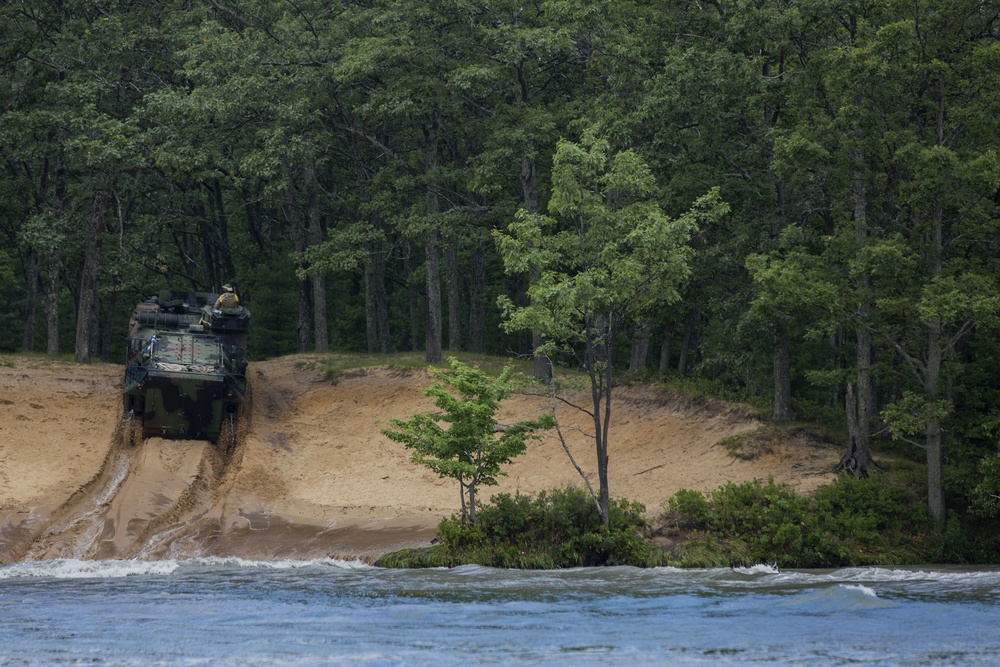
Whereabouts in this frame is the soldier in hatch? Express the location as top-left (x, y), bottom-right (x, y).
top-left (214, 284), bottom-right (240, 313)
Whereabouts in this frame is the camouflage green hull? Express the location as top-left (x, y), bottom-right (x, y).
top-left (127, 367), bottom-right (245, 440)
top-left (124, 289), bottom-right (250, 443)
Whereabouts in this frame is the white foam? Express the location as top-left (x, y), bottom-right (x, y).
top-left (842, 583), bottom-right (878, 597)
top-left (732, 563), bottom-right (780, 575)
top-left (0, 558), bottom-right (179, 579)
top-left (179, 556), bottom-right (373, 570)
top-left (833, 566), bottom-right (1000, 586)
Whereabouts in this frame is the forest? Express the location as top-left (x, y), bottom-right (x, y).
top-left (1, 0), bottom-right (999, 530)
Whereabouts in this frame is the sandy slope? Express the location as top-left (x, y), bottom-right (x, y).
top-left (0, 355), bottom-right (837, 563)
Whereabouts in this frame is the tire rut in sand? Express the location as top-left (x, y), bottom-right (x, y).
top-left (19, 394), bottom-right (253, 561)
top-left (20, 417), bottom-right (143, 561)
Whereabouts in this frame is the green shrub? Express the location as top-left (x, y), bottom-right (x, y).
top-left (660, 475), bottom-right (936, 567)
top-left (378, 486), bottom-right (666, 569)
top-left (665, 488), bottom-right (712, 528)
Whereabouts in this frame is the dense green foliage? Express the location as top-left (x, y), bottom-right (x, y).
top-left (662, 476), bottom-right (940, 567)
top-left (2, 0), bottom-right (999, 527)
top-left (376, 487), bottom-right (664, 568)
top-left (378, 471), bottom-right (1000, 569)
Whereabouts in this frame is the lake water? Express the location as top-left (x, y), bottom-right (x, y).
top-left (0, 559), bottom-right (997, 666)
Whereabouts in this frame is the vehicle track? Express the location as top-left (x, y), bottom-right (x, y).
top-left (18, 382), bottom-right (252, 561)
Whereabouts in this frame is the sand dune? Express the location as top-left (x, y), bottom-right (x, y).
top-left (0, 355), bottom-right (837, 563)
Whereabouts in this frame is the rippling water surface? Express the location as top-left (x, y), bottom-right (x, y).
top-left (1, 559), bottom-right (997, 666)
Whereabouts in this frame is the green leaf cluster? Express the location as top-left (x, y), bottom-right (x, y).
top-left (381, 357), bottom-right (553, 522)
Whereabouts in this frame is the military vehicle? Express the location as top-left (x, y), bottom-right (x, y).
top-left (123, 288), bottom-right (250, 443)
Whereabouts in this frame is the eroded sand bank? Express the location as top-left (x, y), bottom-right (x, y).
top-left (0, 356), bottom-right (836, 563)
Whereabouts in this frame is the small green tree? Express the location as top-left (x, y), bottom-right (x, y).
top-left (381, 358), bottom-right (554, 523)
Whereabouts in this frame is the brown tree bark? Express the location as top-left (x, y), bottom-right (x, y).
top-left (628, 323), bottom-right (650, 373)
top-left (658, 330), bottom-right (671, 372)
top-left (423, 114), bottom-right (442, 365)
top-left (446, 242), bottom-right (461, 351)
top-left (304, 163), bottom-right (328, 353)
top-left (839, 127), bottom-right (879, 477)
top-left (467, 246), bottom-right (486, 354)
top-left (772, 325), bottom-right (794, 422)
top-left (838, 382), bottom-right (880, 477)
top-left (285, 167), bottom-right (312, 352)
top-left (521, 156), bottom-right (551, 381)
top-left (74, 193), bottom-right (106, 363)
top-left (403, 239), bottom-right (421, 351)
top-left (364, 239), bottom-right (391, 353)
top-left (45, 247), bottom-right (61, 356)
top-left (677, 306), bottom-right (699, 375)
top-left (424, 230), bottom-right (442, 364)
top-left (22, 249), bottom-right (39, 353)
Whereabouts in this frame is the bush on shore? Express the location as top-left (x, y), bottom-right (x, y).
top-left (378, 473), bottom-right (991, 569)
top-left (657, 475), bottom-right (935, 568)
top-left (376, 486), bottom-right (666, 568)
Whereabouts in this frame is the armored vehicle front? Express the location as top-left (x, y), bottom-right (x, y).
top-left (123, 289), bottom-right (250, 442)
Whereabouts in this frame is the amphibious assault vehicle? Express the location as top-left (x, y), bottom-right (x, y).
top-left (123, 289), bottom-right (250, 442)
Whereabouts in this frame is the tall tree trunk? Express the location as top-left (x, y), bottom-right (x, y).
top-left (658, 330), bottom-right (671, 372)
top-left (47, 123), bottom-right (68, 357)
top-left (364, 253), bottom-right (379, 353)
top-left (446, 242), bottom-right (461, 351)
top-left (285, 167), bottom-right (312, 352)
top-left (842, 383), bottom-right (870, 477)
top-left (923, 78), bottom-right (947, 523)
top-left (424, 231), bottom-right (442, 364)
top-left (197, 210), bottom-right (219, 290)
top-left (310, 275), bottom-right (330, 352)
top-left (677, 306), bottom-right (699, 375)
top-left (925, 330), bottom-right (945, 521)
top-left (305, 163), bottom-right (328, 353)
top-left (45, 248), bottom-right (61, 356)
top-left (423, 114), bottom-right (442, 365)
top-left (100, 290), bottom-right (117, 361)
top-left (75, 194), bottom-right (106, 363)
top-left (403, 239), bottom-right (421, 351)
top-left (22, 248), bottom-right (39, 353)
top-left (468, 480), bottom-right (477, 524)
top-left (838, 326), bottom-right (879, 476)
top-left (841, 128), bottom-right (878, 476)
top-left (772, 324), bottom-right (794, 422)
top-left (467, 246), bottom-right (486, 354)
top-left (588, 316), bottom-right (613, 529)
top-left (521, 156), bottom-right (551, 381)
top-left (363, 239), bottom-right (391, 354)
top-left (628, 323), bottom-right (650, 373)
top-left (208, 179), bottom-right (237, 284)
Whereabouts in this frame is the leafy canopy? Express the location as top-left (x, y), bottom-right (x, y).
top-left (495, 130), bottom-right (729, 357)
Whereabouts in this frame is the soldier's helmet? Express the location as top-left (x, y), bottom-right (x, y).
top-left (222, 284), bottom-right (234, 292)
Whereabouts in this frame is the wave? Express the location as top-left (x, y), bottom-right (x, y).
top-left (0, 556), bottom-right (373, 580)
top-left (730, 563), bottom-right (780, 576)
top-left (778, 583), bottom-right (896, 611)
top-left (832, 566), bottom-right (1000, 586)
top-left (179, 556), bottom-right (374, 571)
top-left (0, 558), bottom-right (179, 579)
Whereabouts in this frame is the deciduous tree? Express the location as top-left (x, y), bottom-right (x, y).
top-left (381, 358), bottom-right (553, 523)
